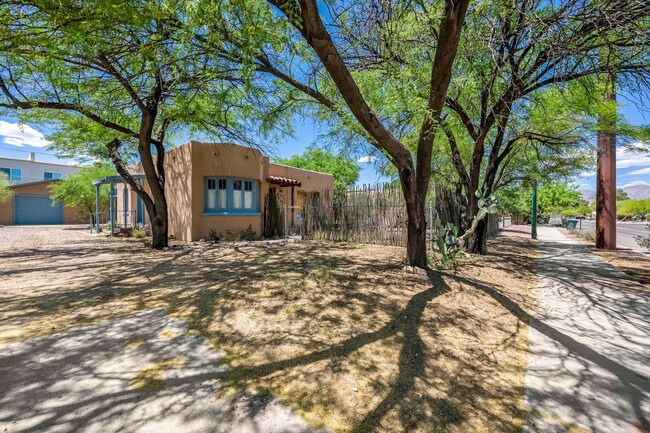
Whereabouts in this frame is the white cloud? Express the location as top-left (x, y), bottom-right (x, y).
top-left (616, 147), bottom-right (650, 169)
top-left (0, 121), bottom-right (50, 148)
top-left (627, 167), bottom-right (650, 176)
top-left (357, 155), bottom-right (377, 163)
top-left (621, 180), bottom-right (650, 188)
top-left (578, 171), bottom-right (596, 177)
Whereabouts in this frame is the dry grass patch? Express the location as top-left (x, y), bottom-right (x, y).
top-left (131, 358), bottom-right (184, 392)
top-left (562, 228), bottom-right (650, 289)
top-left (0, 228), bottom-right (538, 432)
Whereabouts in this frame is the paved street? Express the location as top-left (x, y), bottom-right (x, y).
top-left (577, 220), bottom-right (648, 253)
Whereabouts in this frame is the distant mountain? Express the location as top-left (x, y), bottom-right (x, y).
top-left (579, 185), bottom-right (650, 202)
top-left (624, 184), bottom-right (650, 200)
top-left (580, 189), bottom-right (596, 202)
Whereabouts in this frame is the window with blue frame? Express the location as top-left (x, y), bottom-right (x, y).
top-left (205, 177), bottom-right (259, 213)
top-left (44, 172), bottom-right (62, 180)
top-left (0, 168), bottom-right (21, 182)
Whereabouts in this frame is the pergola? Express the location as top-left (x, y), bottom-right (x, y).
top-left (91, 175), bottom-right (146, 235)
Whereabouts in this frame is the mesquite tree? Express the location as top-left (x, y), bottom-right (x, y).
top-left (0, 1), bottom-right (290, 248)
top-left (317, 0), bottom-right (649, 253)
top-left (440, 0), bottom-right (650, 252)
top-left (248, 0), bottom-right (471, 268)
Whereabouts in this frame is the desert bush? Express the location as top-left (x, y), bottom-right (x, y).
top-left (574, 229), bottom-right (596, 243)
top-left (208, 228), bottom-right (222, 243)
top-left (237, 225), bottom-right (256, 241)
top-left (133, 227), bottom-right (147, 238)
top-left (618, 199), bottom-right (650, 219)
top-left (635, 224), bottom-right (650, 250)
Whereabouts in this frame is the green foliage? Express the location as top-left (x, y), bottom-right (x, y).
top-left (133, 226), bottom-right (147, 239)
top-left (0, 172), bottom-right (13, 204)
top-left (49, 162), bottom-right (115, 219)
top-left (208, 228), bottom-right (222, 243)
top-left (0, 0), bottom-right (296, 160)
top-left (617, 189), bottom-right (630, 201)
top-left (275, 147), bottom-right (360, 190)
top-left (499, 181), bottom-right (582, 219)
top-left (617, 199), bottom-right (650, 219)
top-left (237, 225), bottom-right (256, 241)
top-left (561, 206), bottom-right (592, 217)
top-left (433, 221), bottom-right (465, 270)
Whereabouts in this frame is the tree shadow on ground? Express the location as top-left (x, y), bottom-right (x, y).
top-left (1, 229), bottom-right (536, 432)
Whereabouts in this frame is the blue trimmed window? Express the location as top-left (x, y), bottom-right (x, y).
top-left (44, 172), bottom-right (62, 180)
top-left (1, 168), bottom-right (21, 182)
top-left (205, 177), bottom-right (259, 214)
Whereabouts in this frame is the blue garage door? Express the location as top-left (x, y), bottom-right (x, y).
top-left (15, 195), bottom-right (64, 225)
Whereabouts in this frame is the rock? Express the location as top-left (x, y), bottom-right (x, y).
top-left (402, 265), bottom-right (429, 276)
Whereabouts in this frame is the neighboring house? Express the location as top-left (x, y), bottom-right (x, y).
top-left (0, 180), bottom-right (83, 225)
top-left (0, 154), bottom-right (84, 225)
top-left (0, 153), bottom-right (81, 185)
top-left (114, 141), bottom-right (334, 241)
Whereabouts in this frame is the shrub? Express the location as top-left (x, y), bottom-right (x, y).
top-left (618, 199), bottom-right (650, 219)
top-left (574, 229), bottom-right (595, 243)
top-left (133, 227), bottom-right (147, 238)
top-left (433, 221), bottom-right (467, 270)
top-left (635, 224), bottom-right (650, 250)
top-left (208, 228), bottom-right (222, 243)
top-left (237, 225), bottom-right (256, 241)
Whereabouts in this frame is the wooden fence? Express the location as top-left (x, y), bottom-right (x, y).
top-left (301, 184), bottom-right (408, 246)
top-left (267, 184), bottom-right (504, 248)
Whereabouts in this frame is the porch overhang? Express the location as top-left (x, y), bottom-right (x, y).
top-left (92, 174), bottom-right (146, 186)
top-left (267, 175), bottom-right (301, 187)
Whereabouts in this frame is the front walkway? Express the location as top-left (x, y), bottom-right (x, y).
top-left (0, 308), bottom-right (328, 433)
top-left (525, 227), bottom-right (650, 432)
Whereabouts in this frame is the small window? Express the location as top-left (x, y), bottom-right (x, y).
top-left (205, 177), bottom-right (258, 213)
top-left (1, 168), bottom-right (20, 182)
top-left (244, 180), bottom-right (253, 209)
top-left (44, 172), bottom-right (61, 180)
top-left (232, 180), bottom-right (242, 209)
top-left (206, 178), bottom-right (217, 209)
top-left (2, 168), bottom-right (21, 182)
top-left (218, 179), bottom-right (227, 209)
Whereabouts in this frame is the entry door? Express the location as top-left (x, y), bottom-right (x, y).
top-left (136, 196), bottom-right (144, 225)
top-left (14, 195), bottom-right (64, 225)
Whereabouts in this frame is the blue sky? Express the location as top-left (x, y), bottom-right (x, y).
top-left (0, 97), bottom-right (648, 189)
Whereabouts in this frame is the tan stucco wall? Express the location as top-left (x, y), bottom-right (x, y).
top-left (189, 142), bottom-right (267, 241)
top-left (0, 181), bottom-right (82, 225)
top-left (268, 163), bottom-right (334, 222)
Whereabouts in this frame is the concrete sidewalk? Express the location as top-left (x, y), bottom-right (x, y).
top-left (525, 227), bottom-right (650, 432)
top-left (0, 308), bottom-right (329, 433)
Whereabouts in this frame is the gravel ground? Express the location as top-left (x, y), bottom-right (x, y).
top-left (0, 224), bottom-right (540, 433)
top-left (0, 225), bottom-right (328, 433)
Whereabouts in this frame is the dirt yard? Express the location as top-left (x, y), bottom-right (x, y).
top-left (561, 228), bottom-right (650, 289)
top-left (0, 225), bottom-right (539, 433)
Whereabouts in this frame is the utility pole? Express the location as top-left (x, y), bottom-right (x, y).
top-left (531, 181), bottom-right (537, 240)
top-left (596, 74), bottom-right (616, 250)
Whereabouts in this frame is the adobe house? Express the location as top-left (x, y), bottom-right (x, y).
top-left (0, 179), bottom-right (82, 225)
top-left (112, 141), bottom-right (333, 241)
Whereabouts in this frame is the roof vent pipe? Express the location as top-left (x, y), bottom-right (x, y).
top-left (28, 152), bottom-right (35, 162)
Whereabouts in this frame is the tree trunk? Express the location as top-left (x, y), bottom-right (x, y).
top-left (399, 163), bottom-right (428, 268)
top-left (465, 217), bottom-right (487, 254)
top-left (404, 193), bottom-right (428, 268)
top-left (144, 196), bottom-right (168, 249)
